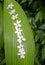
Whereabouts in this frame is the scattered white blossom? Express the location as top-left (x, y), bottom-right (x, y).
top-left (13, 22), bottom-right (21, 28)
top-left (15, 27), bottom-right (22, 33)
top-left (16, 28), bottom-right (22, 32)
top-left (17, 38), bottom-right (22, 43)
top-left (17, 44), bottom-right (24, 49)
top-left (17, 35), bottom-right (25, 43)
top-left (7, 3), bottom-right (14, 9)
top-left (9, 9), bottom-right (16, 15)
top-left (11, 14), bottom-right (18, 20)
top-left (17, 53), bottom-right (25, 59)
top-left (18, 51), bottom-right (25, 55)
top-left (17, 35), bottom-right (26, 41)
top-left (14, 30), bottom-right (22, 35)
top-left (16, 20), bottom-right (21, 24)
top-left (20, 55), bottom-right (25, 59)
top-left (19, 48), bottom-right (24, 53)
top-left (13, 20), bottom-right (21, 27)
top-left (7, 3), bottom-right (26, 59)
top-left (14, 27), bottom-right (22, 37)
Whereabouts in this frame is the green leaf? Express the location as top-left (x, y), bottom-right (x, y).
top-left (21, 0), bottom-right (27, 3)
top-left (35, 57), bottom-right (40, 65)
top-left (39, 24), bottom-right (45, 30)
top-left (0, 2), bottom-right (3, 49)
top-left (35, 44), bottom-right (39, 56)
top-left (0, 59), bottom-right (6, 65)
top-left (42, 46), bottom-right (45, 60)
top-left (4, 0), bottom-right (35, 65)
top-left (35, 11), bottom-right (43, 22)
top-left (42, 38), bottom-right (45, 45)
top-left (29, 0), bottom-right (33, 5)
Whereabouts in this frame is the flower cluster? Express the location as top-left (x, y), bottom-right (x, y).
top-left (17, 44), bottom-right (26, 58)
top-left (7, 3), bottom-right (26, 59)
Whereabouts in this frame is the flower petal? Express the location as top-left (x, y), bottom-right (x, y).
top-left (17, 38), bottom-right (22, 43)
top-left (11, 14), bottom-right (18, 20)
top-left (7, 3), bottom-right (14, 9)
top-left (19, 48), bottom-right (24, 52)
top-left (9, 9), bottom-right (15, 15)
top-left (16, 20), bottom-right (21, 24)
top-left (20, 55), bottom-right (25, 59)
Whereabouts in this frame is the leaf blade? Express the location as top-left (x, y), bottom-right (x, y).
top-left (4, 1), bottom-right (35, 65)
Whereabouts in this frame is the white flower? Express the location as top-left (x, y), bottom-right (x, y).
top-left (19, 48), bottom-right (25, 53)
top-left (9, 9), bottom-right (15, 15)
top-left (7, 3), bottom-right (14, 9)
top-left (17, 38), bottom-right (22, 43)
top-left (14, 28), bottom-right (22, 36)
top-left (17, 53), bottom-right (25, 58)
top-left (17, 51), bottom-right (25, 55)
top-left (17, 35), bottom-right (26, 43)
top-left (15, 27), bottom-right (22, 32)
top-left (16, 20), bottom-right (21, 24)
top-left (13, 20), bottom-right (21, 27)
top-left (11, 14), bottom-right (18, 20)
top-left (17, 44), bottom-right (24, 49)
top-left (20, 55), bottom-right (25, 59)
top-left (17, 43), bottom-right (26, 59)
top-left (16, 28), bottom-right (22, 32)
top-left (13, 22), bottom-right (21, 28)
top-left (17, 35), bottom-right (26, 41)
top-left (15, 31), bottom-right (22, 36)
top-left (14, 30), bottom-right (22, 35)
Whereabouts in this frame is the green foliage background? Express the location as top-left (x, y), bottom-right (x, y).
top-left (0, 0), bottom-right (45, 65)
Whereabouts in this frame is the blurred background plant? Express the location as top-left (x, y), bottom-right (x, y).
top-left (0, 0), bottom-right (45, 65)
